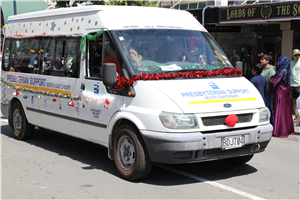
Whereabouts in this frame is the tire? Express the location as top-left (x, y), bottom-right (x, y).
top-left (11, 102), bottom-right (34, 140)
top-left (113, 124), bottom-right (152, 181)
top-left (223, 154), bottom-right (254, 165)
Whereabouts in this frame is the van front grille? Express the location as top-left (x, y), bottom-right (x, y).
top-left (202, 113), bottom-right (253, 126)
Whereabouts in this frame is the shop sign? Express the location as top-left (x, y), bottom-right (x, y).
top-left (219, 1), bottom-right (300, 23)
top-left (205, 25), bottom-right (241, 32)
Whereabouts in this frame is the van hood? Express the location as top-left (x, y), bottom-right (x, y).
top-left (147, 77), bottom-right (265, 114)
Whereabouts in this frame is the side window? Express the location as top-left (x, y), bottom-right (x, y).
top-left (42, 37), bottom-right (55, 75)
top-left (87, 33), bottom-right (103, 79)
top-left (2, 39), bottom-right (11, 71)
top-left (64, 38), bottom-right (80, 78)
top-left (25, 38), bottom-right (40, 74)
top-left (53, 40), bottom-right (64, 70)
top-left (104, 32), bottom-right (122, 75)
top-left (10, 39), bottom-right (25, 72)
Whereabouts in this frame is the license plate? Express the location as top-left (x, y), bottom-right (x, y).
top-left (222, 135), bottom-right (244, 150)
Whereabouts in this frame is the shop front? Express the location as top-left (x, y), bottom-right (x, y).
top-left (188, 1), bottom-right (300, 78)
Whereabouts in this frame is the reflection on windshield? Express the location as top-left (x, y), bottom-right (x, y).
top-left (115, 30), bottom-right (233, 75)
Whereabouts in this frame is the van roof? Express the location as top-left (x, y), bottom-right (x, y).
top-left (5, 6), bottom-right (206, 37)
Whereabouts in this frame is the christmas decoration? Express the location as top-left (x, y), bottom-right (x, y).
top-left (23, 95), bottom-right (27, 99)
top-left (67, 99), bottom-right (75, 107)
top-left (80, 28), bottom-right (104, 60)
top-left (13, 91), bottom-right (19, 96)
top-left (114, 68), bottom-right (242, 89)
top-left (225, 114), bottom-right (238, 127)
top-left (53, 98), bottom-right (57, 102)
top-left (105, 99), bottom-right (110, 105)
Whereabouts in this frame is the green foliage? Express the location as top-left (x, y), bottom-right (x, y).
top-left (105, 0), bottom-right (156, 6)
top-left (55, 0), bottom-right (156, 7)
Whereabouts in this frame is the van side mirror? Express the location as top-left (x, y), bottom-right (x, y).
top-left (103, 63), bottom-right (117, 87)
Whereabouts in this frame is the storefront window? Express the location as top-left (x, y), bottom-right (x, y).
top-left (216, 24), bottom-right (281, 67)
top-left (293, 30), bottom-right (300, 53)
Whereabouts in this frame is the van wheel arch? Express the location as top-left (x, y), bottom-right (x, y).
top-left (109, 119), bottom-right (147, 160)
top-left (10, 100), bottom-right (34, 140)
top-left (112, 122), bottom-right (152, 181)
top-left (8, 98), bottom-right (22, 127)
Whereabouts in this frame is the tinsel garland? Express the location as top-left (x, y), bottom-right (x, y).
top-left (114, 68), bottom-right (242, 90)
top-left (80, 28), bottom-right (104, 60)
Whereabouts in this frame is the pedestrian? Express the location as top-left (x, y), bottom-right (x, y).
top-left (250, 63), bottom-right (267, 100)
top-left (261, 54), bottom-right (276, 125)
top-left (270, 56), bottom-right (294, 138)
top-left (296, 94), bottom-right (300, 127)
top-left (290, 49), bottom-right (300, 124)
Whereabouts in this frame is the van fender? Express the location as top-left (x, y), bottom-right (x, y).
top-left (106, 110), bottom-right (146, 160)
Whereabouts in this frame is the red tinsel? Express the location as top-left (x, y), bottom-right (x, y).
top-left (114, 68), bottom-right (242, 89)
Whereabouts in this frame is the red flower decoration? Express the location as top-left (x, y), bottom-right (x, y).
top-left (113, 69), bottom-right (242, 89)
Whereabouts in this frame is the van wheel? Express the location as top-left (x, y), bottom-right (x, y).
top-left (113, 125), bottom-right (152, 181)
top-left (11, 102), bottom-right (34, 140)
top-left (223, 155), bottom-right (254, 165)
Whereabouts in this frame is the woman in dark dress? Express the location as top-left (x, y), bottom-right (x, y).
top-left (270, 56), bottom-right (294, 138)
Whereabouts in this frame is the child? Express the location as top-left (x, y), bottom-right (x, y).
top-left (296, 95), bottom-right (300, 127)
top-left (250, 64), bottom-right (268, 100)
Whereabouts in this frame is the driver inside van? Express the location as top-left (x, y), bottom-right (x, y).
top-left (155, 41), bottom-right (195, 63)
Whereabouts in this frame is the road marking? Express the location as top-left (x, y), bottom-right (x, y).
top-left (156, 164), bottom-right (266, 200)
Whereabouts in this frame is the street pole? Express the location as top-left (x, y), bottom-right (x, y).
top-left (202, 6), bottom-right (218, 25)
top-left (13, 0), bottom-right (17, 15)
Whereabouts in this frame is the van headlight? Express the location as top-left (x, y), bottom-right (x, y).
top-left (159, 112), bottom-right (199, 129)
top-left (259, 107), bottom-right (270, 123)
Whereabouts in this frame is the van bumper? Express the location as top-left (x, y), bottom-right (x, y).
top-left (140, 124), bottom-right (273, 164)
top-left (1, 102), bottom-right (9, 118)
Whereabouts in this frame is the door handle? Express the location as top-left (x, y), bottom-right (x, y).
top-left (81, 83), bottom-right (85, 91)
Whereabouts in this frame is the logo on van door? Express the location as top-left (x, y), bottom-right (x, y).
top-left (209, 82), bottom-right (219, 89)
top-left (223, 103), bottom-right (232, 108)
top-left (94, 83), bottom-right (99, 94)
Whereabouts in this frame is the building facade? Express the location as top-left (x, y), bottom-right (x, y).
top-left (185, 1), bottom-right (300, 66)
top-left (0, 0), bottom-right (49, 52)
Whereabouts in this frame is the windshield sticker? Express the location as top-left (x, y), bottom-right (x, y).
top-left (160, 64), bottom-right (182, 71)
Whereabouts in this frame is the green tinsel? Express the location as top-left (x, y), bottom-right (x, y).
top-left (80, 28), bottom-right (105, 59)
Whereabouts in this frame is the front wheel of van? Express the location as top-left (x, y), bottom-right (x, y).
top-left (11, 102), bottom-right (34, 140)
top-left (223, 154), bottom-right (254, 165)
top-left (113, 125), bottom-right (152, 181)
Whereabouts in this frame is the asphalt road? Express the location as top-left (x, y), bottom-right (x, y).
top-left (1, 115), bottom-right (299, 199)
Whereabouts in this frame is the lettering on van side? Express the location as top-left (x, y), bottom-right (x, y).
top-left (6, 75), bottom-right (71, 90)
top-left (90, 108), bottom-right (101, 119)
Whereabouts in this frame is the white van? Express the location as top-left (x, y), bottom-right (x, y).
top-left (1, 6), bottom-right (273, 181)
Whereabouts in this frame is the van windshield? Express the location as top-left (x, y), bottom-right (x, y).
top-left (115, 29), bottom-right (233, 75)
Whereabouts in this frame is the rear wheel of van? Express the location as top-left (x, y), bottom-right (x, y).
top-left (11, 102), bottom-right (34, 140)
top-left (223, 154), bottom-right (254, 165)
top-left (113, 124), bottom-right (152, 181)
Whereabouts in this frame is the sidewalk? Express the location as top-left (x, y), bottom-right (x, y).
top-left (289, 115), bottom-right (300, 142)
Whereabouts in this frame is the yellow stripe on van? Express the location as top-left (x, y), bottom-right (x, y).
top-left (188, 97), bottom-right (256, 105)
top-left (11, 83), bottom-right (71, 95)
